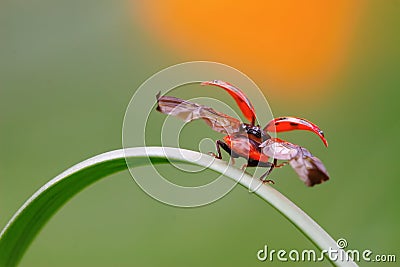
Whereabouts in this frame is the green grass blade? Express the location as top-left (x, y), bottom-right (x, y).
top-left (0, 147), bottom-right (358, 266)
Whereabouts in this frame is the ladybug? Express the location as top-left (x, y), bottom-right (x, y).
top-left (156, 80), bottom-right (329, 187)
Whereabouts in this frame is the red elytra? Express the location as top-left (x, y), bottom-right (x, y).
top-left (201, 80), bottom-right (257, 125)
top-left (156, 81), bottom-right (329, 187)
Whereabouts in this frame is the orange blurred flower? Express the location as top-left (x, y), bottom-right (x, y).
top-left (136, 0), bottom-right (364, 99)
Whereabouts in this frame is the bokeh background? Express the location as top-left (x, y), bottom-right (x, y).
top-left (1, 1), bottom-right (399, 266)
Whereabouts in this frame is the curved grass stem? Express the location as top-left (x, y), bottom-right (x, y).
top-left (0, 147), bottom-right (357, 266)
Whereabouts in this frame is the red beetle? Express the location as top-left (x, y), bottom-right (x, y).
top-left (156, 80), bottom-right (329, 186)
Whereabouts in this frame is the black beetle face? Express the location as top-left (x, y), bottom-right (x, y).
top-left (242, 123), bottom-right (270, 141)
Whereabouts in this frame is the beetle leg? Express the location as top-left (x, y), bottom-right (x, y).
top-left (259, 159), bottom-right (278, 184)
top-left (208, 140), bottom-right (222, 159)
top-left (275, 162), bottom-right (288, 168)
top-left (208, 152), bottom-right (217, 158)
top-left (263, 179), bottom-right (275, 185)
top-left (209, 140), bottom-right (229, 160)
top-left (259, 166), bottom-right (274, 180)
top-left (215, 140), bottom-right (223, 159)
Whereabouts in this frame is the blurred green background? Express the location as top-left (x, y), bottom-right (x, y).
top-left (1, 1), bottom-right (399, 266)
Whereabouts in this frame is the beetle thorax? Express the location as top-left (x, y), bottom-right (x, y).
top-left (241, 123), bottom-right (270, 142)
